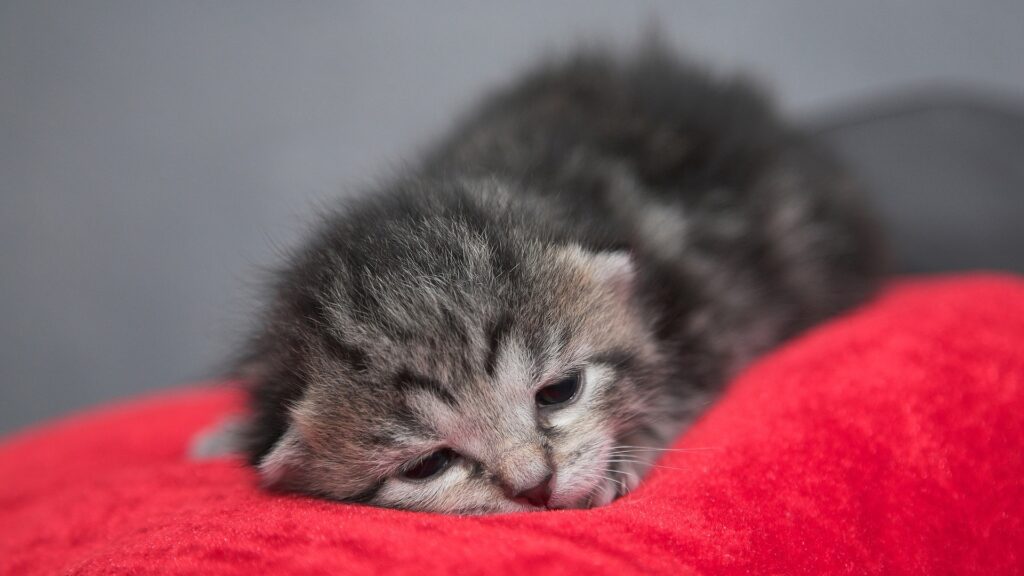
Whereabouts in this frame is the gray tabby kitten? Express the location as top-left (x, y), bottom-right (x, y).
top-left (197, 47), bottom-right (882, 514)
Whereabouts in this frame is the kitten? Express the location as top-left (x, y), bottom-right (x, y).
top-left (194, 46), bottom-right (882, 514)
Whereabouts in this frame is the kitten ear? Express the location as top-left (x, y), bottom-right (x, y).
top-left (258, 424), bottom-right (311, 491)
top-left (557, 245), bottom-right (636, 298)
top-left (590, 250), bottom-right (636, 296)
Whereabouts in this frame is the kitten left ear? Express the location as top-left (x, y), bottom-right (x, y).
top-left (590, 250), bottom-right (636, 295)
top-left (557, 245), bottom-right (636, 298)
top-left (258, 424), bottom-right (310, 491)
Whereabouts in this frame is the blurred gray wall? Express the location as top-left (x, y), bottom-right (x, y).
top-left (2, 1), bottom-right (1023, 434)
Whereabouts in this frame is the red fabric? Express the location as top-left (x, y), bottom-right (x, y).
top-left (2, 275), bottom-right (1023, 575)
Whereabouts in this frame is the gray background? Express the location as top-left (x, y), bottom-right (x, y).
top-left (2, 1), bottom-right (1023, 435)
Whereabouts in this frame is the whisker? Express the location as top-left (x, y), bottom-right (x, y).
top-left (572, 471), bottom-right (625, 497)
top-left (584, 469), bottom-right (627, 494)
top-left (611, 445), bottom-right (720, 453)
top-left (603, 459), bottom-right (694, 474)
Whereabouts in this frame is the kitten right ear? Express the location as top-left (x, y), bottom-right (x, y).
top-left (258, 424), bottom-right (311, 491)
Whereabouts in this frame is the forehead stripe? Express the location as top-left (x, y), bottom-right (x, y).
top-left (485, 313), bottom-right (513, 377)
top-left (321, 336), bottom-right (370, 373)
top-left (394, 370), bottom-right (457, 406)
top-left (591, 349), bottom-right (637, 372)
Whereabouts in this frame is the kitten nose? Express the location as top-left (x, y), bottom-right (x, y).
top-left (512, 473), bottom-right (553, 508)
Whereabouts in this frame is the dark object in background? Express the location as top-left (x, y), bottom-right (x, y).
top-left (814, 90), bottom-right (1024, 274)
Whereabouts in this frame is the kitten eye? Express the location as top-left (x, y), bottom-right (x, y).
top-left (536, 371), bottom-right (582, 407)
top-left (400, 448), bottom-right (456, 481)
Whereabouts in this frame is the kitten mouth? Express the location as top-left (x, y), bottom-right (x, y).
top-left (570, 476), bottom-right (618, 510)
top-left (581, 481), bottom-right (607, 509)
top-left (585, 444), bottom-right (645, 508)
top-left (555, 451), bottom-right (626, 510)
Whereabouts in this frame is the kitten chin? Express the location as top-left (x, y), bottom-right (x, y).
top-left (198, 45), bottom-right (882, 514)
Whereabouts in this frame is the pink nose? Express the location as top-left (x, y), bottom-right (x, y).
top-left (512, 474), bottom-right (553, 508)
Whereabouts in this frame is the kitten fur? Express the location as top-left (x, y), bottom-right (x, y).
top-left (202, 46), bottom-right (882, 514)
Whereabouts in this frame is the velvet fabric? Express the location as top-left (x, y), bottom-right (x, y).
top-left (2, 276), bottom-right (1022, 575)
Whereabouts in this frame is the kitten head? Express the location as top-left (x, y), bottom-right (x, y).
top-left (242, 180), bottom-right (682, 513)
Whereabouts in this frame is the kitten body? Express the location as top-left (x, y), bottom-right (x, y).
top-left (206, 48), bottom-right (882, 514)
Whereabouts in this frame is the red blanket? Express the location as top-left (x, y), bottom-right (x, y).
top-left (2, 276), bottom-right (1022, 575)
